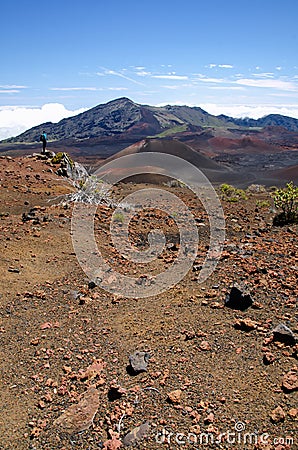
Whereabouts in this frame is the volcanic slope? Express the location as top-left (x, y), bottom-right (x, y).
top-left (95, 138), bottom-right (255, 185)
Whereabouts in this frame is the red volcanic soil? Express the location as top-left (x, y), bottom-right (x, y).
top-left (207, 136), bottom-right (280, 155)
top-left (1, 128), bottom-right (297, 187)
top-left (0, 154), bottom-right (297, 449)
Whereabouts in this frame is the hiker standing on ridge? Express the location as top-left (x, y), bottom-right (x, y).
top-left (40, 131), bottom-right (47, 153)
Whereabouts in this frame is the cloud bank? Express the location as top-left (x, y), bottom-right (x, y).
top-left (0, 103), bottom-right (87, 140)
top-left (198, 103), bottom-right (298, 119)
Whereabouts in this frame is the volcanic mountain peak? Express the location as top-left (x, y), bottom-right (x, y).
top-left (3, 97), bottom-right (298, 146)
top-left (4, 97), bottom-right (190, 144)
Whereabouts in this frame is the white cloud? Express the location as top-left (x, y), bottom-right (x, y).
top-left (251, 72), bottom-right (274, 78)
top-left (107, 87), bottom-right (128, 91)
top-left (235, 78), bottom-right (297, 90)
top-left (152, 75), bottom-right (188, 80)
top-left (50, 86), bottom-right (128, 92)
top-left (161, 85), bottom-right (180, 90)
top-left (198, 103), bottom-right (298, 119)
top-left (205, 64), bottom-right (233, 69)
top-left (136, 70), bottom-right (151, 77)
top-left (100, 68), bottom-right (145, 86)
top-left (0, 90), bottom-right (20, 94)
top-left (195, 74), bottom-right (297, 91)
top-left (50, 87), bottom-right (98, 91)
top-left (196, 76), bottom-right (226, 84)
top-left (218, 64), bottom-right (233, 69)
top-left (0, 84), bottom-right (28, 89)
top-left (0, 103), bottom-right (87, 140)
top-left (208, 86), bottom-right (245, 90)
top-left (0, 84), bottom-right (28, 94)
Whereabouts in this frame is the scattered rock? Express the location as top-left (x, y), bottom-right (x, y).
top-left (167, 389), bottom-right (182, 404)
top-left (199, 340), bottom-right (211, 351)
top-left (53, 386), bottom-right (99, 433)
top-left (263, 352), bottom-right (276, 365)
top-left (183, 328), bottom-right (196, 340)
top-left (263, 336), bottom-right (274, 346)
top-left (108, 382), bottom-right (126, 401)
top-left (204, 412), bottom-right (215, 424)
top-left (8, 267), bottom-right (20, 273)
top-left (53, 152), bottom-right (89, 181)
top-left (22, 208), bottom-right (40, 223)
top-left (45, 150), bottom-right (56, 158)
top-left (288, 408), bottom-right (297, 418)
top-left (40, 322), bottom-right (52, 330)
top-left (71, 161), bottom-right (89, 181)
top-left (210, 301), bottom-right (224, 309)
top-left (189, 424), bottom-right (201, 434)
top-left (251, 301), bottom-right (263, 309)
top-left (128, 351), bottom-right (150, 373)
top-left (103, 436), bottom-right (122, 450)
top-left (225, 286), bottom-right (253, 310)
top-left (282, 370), bottom-right (298, 392)
top-left (247, 184), bottom-right (267, 193)
top-left (234, 318), bottom-right (258, 331)
top-left (270, 406), bottom-right (285, 423)
top-left (32, 152), bottom-right (48, 160)
top-left (79, 359), bottom-right (106, 382)
top-left (205, 289), bottom-right (218, 298)
top-left (272, 323), bottom-right (297, 346)
top-left (88, 281), bottom-right (97, 289)
top-left (122, 422), bottom-right (150, 446)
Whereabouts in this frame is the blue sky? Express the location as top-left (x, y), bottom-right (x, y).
top-left (1, 0), bottom-right (298, 139)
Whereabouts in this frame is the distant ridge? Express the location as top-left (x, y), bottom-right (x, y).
top-left (3, 97), bottom-right (298, 144)
top-left (217, 113), bottom-right (298, 132)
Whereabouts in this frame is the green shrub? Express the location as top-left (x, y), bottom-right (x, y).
top-left (272, 181), bottom-right (298, 225)
top-left (113, 212), bottom-right (124, 223)
top-left (51, 152), bottom-right (74, 168)
top-left (51, 152), bottom-right (64, 164)
top-left (256, 199), bottom-right (271, 209)
top-left (78, 179), bottom-right (86, 189)
top-left (220, 184), bottom-right (248, 202)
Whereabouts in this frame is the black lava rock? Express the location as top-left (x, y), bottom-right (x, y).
top-left (225, 286), bottom-right (253, 311)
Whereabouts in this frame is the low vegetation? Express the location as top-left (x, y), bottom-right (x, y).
top-left (51, 151), bottom-right (74, 168)
top-left (219, 183), bottom-right (248, 202)
top-left (255, 199), bottom-right (271, 209)
top-left (150, 124), bottom-right (188, 138)
top-left (112, 212), bottom-right (125, 223)
top-left (272, 181), bottom-right (298, 225)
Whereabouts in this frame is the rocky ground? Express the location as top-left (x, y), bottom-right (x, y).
top-left (0, 154), bottom-right (297, 450)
